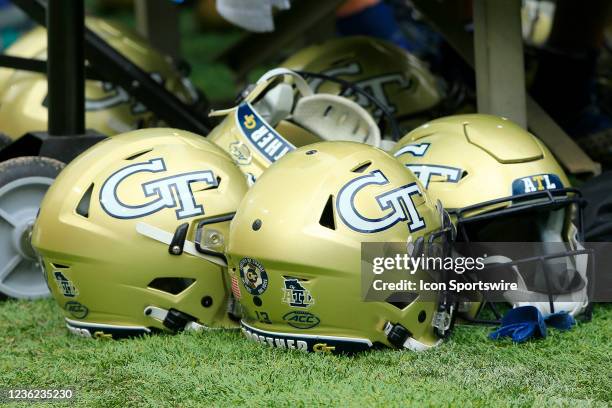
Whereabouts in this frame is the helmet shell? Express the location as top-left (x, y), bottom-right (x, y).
top-left (227, 141), bottom-right (446, 352)
top-left (32, 129), bottom-right (247, 336)
top-left (0, 18), bottom-right (198, 139)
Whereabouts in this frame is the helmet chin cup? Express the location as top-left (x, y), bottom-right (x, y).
top-left (255, 67), bottom-right (314, 98)
top-left (209, 68), bottom-right (313, 118)
top-left (292, 94), bottom-right (381, 147)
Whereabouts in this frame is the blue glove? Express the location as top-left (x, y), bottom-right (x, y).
top-left (489, 306), bottom-right (547, 343)
top-left (545, 311), bottom-right (576, 331)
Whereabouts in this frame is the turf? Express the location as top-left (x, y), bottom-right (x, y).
top-left (0, 299), bottom-right (610, 407)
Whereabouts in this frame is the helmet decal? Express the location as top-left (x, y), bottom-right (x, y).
top-left (405, 164), bottom-right (462, 188)
top-left (53, 272), bottom-right (79, 298)
top-left (100, 158), bottom-right (217, 220)
top-left (241, 321), bottom-right (373, 354)
top-left (283, 311), bottom-right (321, 329)
top-left (239, 258), bottom-right (269, 296)
top-left (281, 278), bottom-right (315, 308)
top-left (393, 143), bottom-right (430, 158)
top-left (64, 301), bottom-right (89, 319)
top-left (336, 170), bottom-right (425, 233)
top-left (235, 102), bottom-right (295, 164)
top-left (512, 174), bottom-right (563, 195)
top-left (228, 141), bottom-right (253, 166)
top-left (307, 62), bottom-right (412, 117)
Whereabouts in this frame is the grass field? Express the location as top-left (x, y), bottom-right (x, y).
top-left (1, 298), bottom-right (610, 407)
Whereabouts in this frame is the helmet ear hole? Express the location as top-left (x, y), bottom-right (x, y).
top-left (385, 292), bottom-right (419, 310)
top-left (76, 184), bottom-right (94, 218)
top-left (148, 278), bottom-right (196, 295)
top-left (319, 195), bottom-right (336, 230)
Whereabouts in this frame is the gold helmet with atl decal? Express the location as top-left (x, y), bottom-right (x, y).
top-left (226, 141), bottom-right (454, 354)
top-left (208, 68), bottom-right (381, 184)
top-left (392, 114), bottom-right (590, 319)
top-left (31, 129), bottom-right (247, 338)
top-left (281, 36), bottom-right (443, 136)
top-left (0, 17), bottom-right (200, 140)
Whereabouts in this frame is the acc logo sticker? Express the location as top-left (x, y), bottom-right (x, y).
top-left (239, 258), bottom-right (269, 295)
top-left (282, 278), bottom-right (314, 308)
top-left (336, 170), bottom-right (425, 233)
top-left (235, 102), bottom-right (295, 164)
top-left (100, 158), bottom-right (217, 220)
top-left (229, 141), bottom-right (252, 166)
top-left (65, 301), bottom-right (89, 319)
top-left (54, 271), bottom-right (78, 298)
top-left (512, 174), bottom-right (563, 195)
top-left (283, 311), bottom-right (320, 329)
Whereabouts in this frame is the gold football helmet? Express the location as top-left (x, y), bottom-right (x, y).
top-left (208, 68), bottom-right (381, 183)
top-left (226, 141), bottom-right (454, 354)
top-left (281, 36), bottom-right (443, 135)
top-left (0, 17), bottom-right (199, 140)
top-left (392, 114), bottom-right (589, 319)
top-left (32, 129), bottom-right (247, 338)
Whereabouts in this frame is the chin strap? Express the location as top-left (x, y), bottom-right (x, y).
top-left (383, 322), bottom-right (442, 352)
top-left (136, 222), bottom-right (227, 267)
top-left (210, 68), bottom-right (313, 117)
top-left (144, 306), bottom-right (208, 332)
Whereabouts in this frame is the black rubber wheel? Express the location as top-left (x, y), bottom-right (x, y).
top-left (0, 156), bottom-right (65, 299)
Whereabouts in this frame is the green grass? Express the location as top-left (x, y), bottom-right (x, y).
top-left (1, 299), bottom-right (610, 407)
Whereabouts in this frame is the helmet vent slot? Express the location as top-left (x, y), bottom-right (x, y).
top-left (331, 57), bottom-right (354, 66)
top-left (282, 275), bottom-right (308, 282)
top-left (76, 183), bottom-right (94, 218)
top-left (194, 176), bottom-right (221, 192)
top-left (51, 263), bottom-right (69, 269)
top-left (385, 292), bottom-right (419, 310)
top-left (351, 161), bottom-right (371, 173)
top-left (125, 149), bottom-right (153, 161)
top-left (148, 278), bottom-right (196, 295)
top-left (319, 195), bottom-right (336, 230)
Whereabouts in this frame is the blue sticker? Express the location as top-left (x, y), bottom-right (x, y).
top-left (512, 174), bottom-right (563, 195)
top-left (239, 258), bottom-right (269, 296)
top-left (235, 102), bottom-right (295, 164)
top-left (282, 278), bottom-right (315, 308)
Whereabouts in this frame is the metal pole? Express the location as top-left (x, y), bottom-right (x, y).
top-left (473, 0), bottom-right (527, 128)
top-left (47, 0), bottom-right (85, 136)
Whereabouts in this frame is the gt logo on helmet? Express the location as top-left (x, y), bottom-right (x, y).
top-left (405, 164), bottom-right (462, 188)
top-left (393, 143), bottom-right (430, 158)
top-left (308, 62), bottom-right (411, 116)
top-left (100, 158), bottom-right (216, 219)
top-left (337, 170), bottom-right (425, 233)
